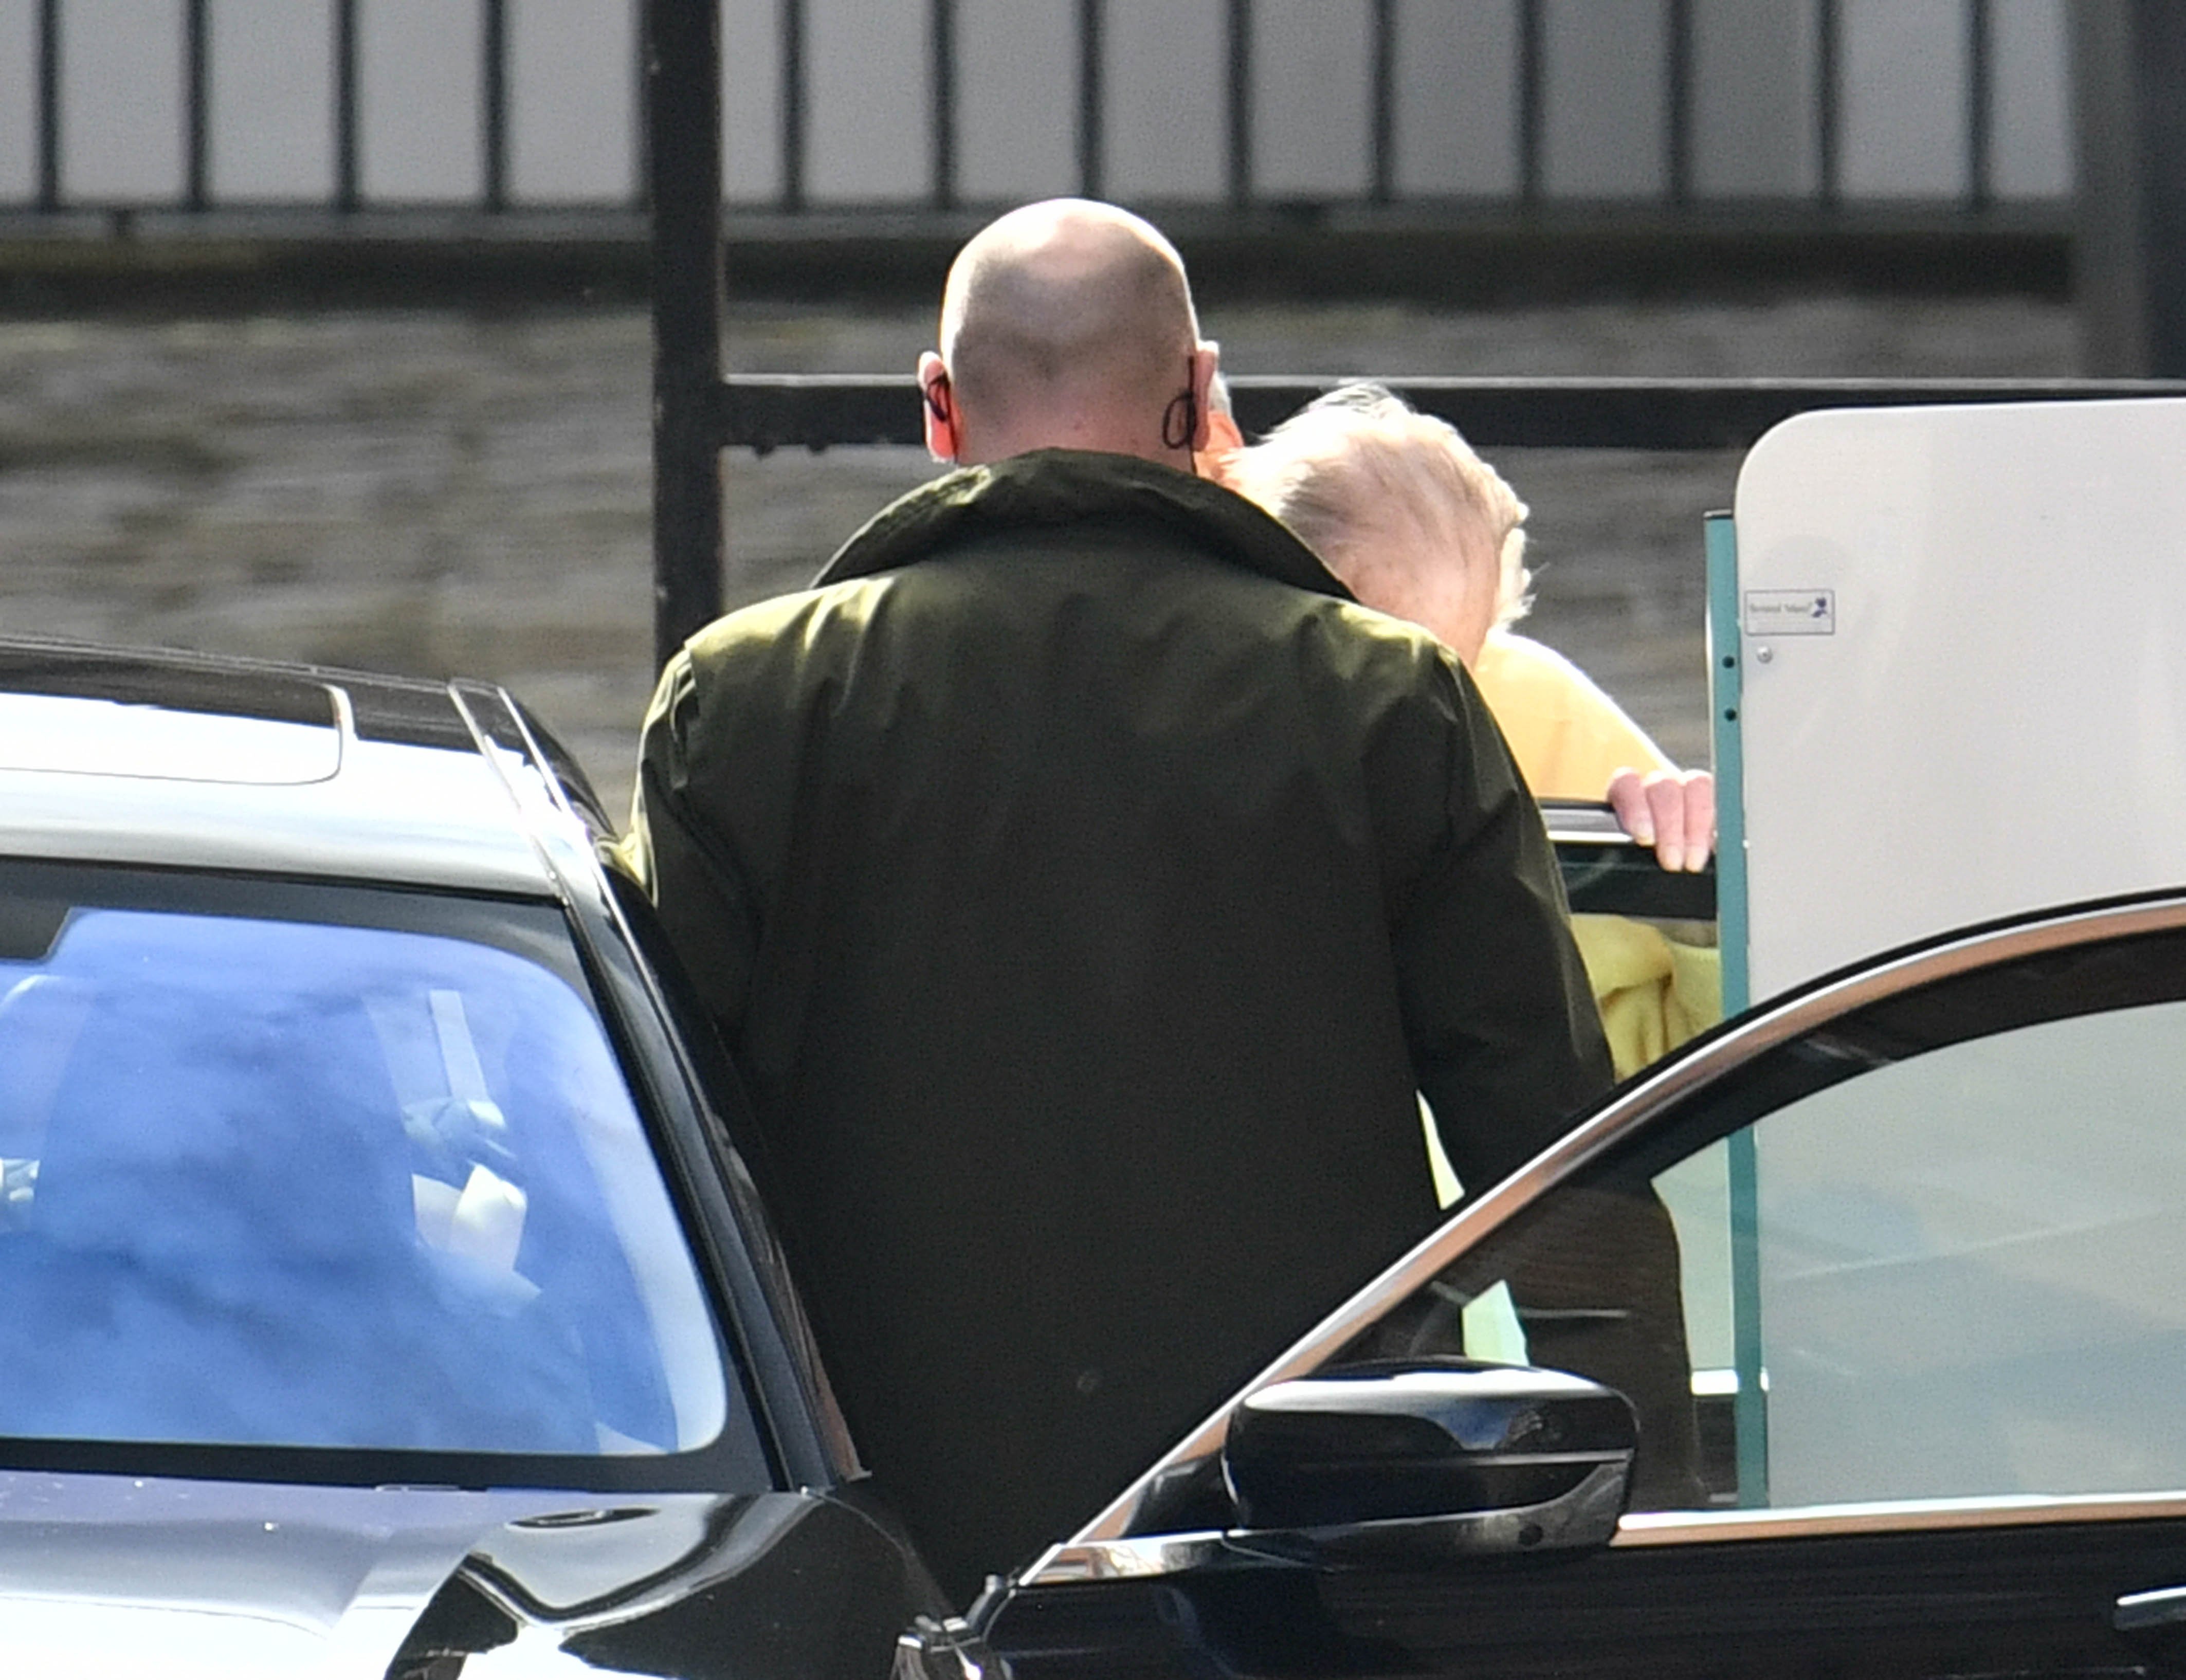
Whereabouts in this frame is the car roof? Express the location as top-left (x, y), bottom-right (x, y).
top-left (0, 638), bottom-right (580, 897)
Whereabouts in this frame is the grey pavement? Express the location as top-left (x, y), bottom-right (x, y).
top-left (0, 294), bottom-right (2077, 818)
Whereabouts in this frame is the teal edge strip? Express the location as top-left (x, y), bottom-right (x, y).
top-left (1706, 510), bottom-right (1769, 1508)
top-left (1705, 511), bottom-right (1750, 1018)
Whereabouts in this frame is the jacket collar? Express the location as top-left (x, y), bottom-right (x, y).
top-left (812, 449), bottom-right (1353, 601)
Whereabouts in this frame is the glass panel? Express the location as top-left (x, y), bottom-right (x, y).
top-left (0, 884), bottom-right (729, 1459)
top-left (1345, 968), bottom-right (2186, 1516)
top-left (1754, 999), bottom-right (2186, 1505)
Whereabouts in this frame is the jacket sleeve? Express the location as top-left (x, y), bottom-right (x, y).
top-left (610, 651), bottom-right (764, 1042)
top-left (1388, 660), bottom-right (1615, 1198)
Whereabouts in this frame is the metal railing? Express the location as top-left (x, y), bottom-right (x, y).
top-left (23, 0), bottom-right (552, 217)
top-left (616, 0), bottom-right (2145, 688)
top-left (709, 374), bottom-right (2186, 458)
top-left (17, 0), bottom-right (2055, 220)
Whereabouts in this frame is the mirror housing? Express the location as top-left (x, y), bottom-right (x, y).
top-left (1220, 1360), bottom-right (1635, 1567)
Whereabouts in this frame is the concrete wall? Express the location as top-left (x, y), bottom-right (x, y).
top-left (0, 0), bottom-right (2074, 210)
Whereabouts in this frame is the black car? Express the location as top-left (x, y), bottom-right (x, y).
top-left (3, 638), bottom-right (2182, 1680)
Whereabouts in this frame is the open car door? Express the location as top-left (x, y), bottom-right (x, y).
top-left (931, 890), bottom-right (2186, 1680)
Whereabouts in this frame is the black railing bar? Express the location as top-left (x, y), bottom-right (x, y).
top-left (1966, 0), bottom-right (1993, 211)
top-left (1517, 0), bottom-right (1543, 205)
top-left (647, 0), bottom-right (727, 664)
top-left (335, 0), bottom-right (359, 212)
top-left (0, 205), bottom-right (652, 240)
top-left (780, 0), bottom-right (806, 213)
top-left (1369, 0), bottom-right (1395, 206)
top-left (931, 0), bottom-right (956, 212)
top-left (709, 374), bottom-right (2186, 455)
top-left (1815, 0), bottom-right (1839, 206)
top-left (1666, 0), bottom-right (1692, 206)
top-left (1227, 0), bottom-right (1252, 209)
top-left (1077, 0), bottom-right (1104, 198)
top-left (37, 0), bottom-right (59, 212)
top-left (484, 0), bottom-right (508, 213)
top-left (185, 0), bottom-right (209, 211)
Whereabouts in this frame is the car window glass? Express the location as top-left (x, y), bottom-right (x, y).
top-left (1340, 933), bottom-right (2186, 1516)
top-left (0, 889), bottom-right (733, 1463)
top-left (1746, 998), bottom-right (2186, 1507)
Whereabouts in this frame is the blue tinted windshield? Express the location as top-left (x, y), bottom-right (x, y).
top-left (0, 884), bottom-right (728, 1459)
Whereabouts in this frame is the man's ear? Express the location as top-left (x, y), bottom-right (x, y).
top-left (1187, 344), bottom-right (1220, 453)
top-left (919, 352), bottom-right (960, 463)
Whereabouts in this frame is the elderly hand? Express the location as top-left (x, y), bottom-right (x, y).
top-left (1606, 767), bottom-right (1715, 873)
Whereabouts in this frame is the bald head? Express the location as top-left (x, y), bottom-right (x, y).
top-left (921, 199), bottom-right (1214, 468)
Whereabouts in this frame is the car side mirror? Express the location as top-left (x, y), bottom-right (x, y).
top-left (1220, 1359), bottom-right (1635, 1568)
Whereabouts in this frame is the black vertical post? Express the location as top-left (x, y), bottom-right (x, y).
top-left (780, 0), bottom-right (806, 212)
top-left (1965, 0), bottom-right (1992, 210)
top-left (335, 0), bottom-right (359, 212)
top-left (1516, 0), bottom-right (1544, 205)
top-left (1815, 0), bottom-right (1838, 207)
top-left (648, 0), bottom-right (727, 667)
top-left (1226, 0), bottom-right (1251, 209)
top-left (484, 0), bottom-right (508, 212)
top-left (1077, 0), bottom-right (1103, 199)
top-left (1666, 0), bottom-right (1692, 205)
top-left (186, 0), bottom-right (209, 210)
top-left (931, 0), bottom-right (956, 211)
top-left (37, 0), bottom-right (60, 211)
top-left (2073, 1), bottom-right (2186, 376)
top-left (1369, 0), bottom-right (1395, 205)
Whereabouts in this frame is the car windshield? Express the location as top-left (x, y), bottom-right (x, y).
top-left (0, 865), bottom-right (728, 1463)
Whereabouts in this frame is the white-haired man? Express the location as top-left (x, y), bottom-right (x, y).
top-left (618, 203), bottom-right (1612, 1598)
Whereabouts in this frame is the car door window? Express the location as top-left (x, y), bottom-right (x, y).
top-left (1745, 996), bottom-right (2186, 1506)
top-left (1341, 921), bottom-right (2186, 1516)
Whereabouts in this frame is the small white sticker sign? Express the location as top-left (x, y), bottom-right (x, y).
top-left (1743, 589), bottom-right (1835, 635)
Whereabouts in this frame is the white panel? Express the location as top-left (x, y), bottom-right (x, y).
top-left (806, 0), bottom-right (925, 203)
top-left (957, 0), bottom-right (1074, 204)
top-left (1691, 0), bottom-right (1816, 197)
top-left (361, 0), bottom-right (482, 202)
top-left (1838, 0), bottom-right (1965, 198)
top-left (1252, 0), bottom-right (1370, 199)
top-left (61, 0), bottom-right (185, 201)
top-left (511, 0), bottom-right (635, 203)
top-left (0, 0), bottom-right (37, 202)
top-left (1103, 0), bottom-right (1224, 203)
top-left (1542, 0), bottom-right (1665, 198)
top-left (721, 0), bottom-right (780, 203)
top-left (1731, 399), bottom-right (2186, 1001)
top-left (1393, 0), bottom-right (1517, 197)
top-left (1990, 0), bottom-right (2070, 199)
top-left (210, 0), bottom-right (334, 202)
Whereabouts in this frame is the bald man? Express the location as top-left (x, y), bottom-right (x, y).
top-left (618, 200), bottom-right (1609, 1602)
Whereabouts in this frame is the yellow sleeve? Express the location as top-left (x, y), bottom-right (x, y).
top-left (1471, 632), bottom-right (1674, 800)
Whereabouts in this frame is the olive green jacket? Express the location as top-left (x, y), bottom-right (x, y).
top-left (617, 450), bottom-right (1609, 1600)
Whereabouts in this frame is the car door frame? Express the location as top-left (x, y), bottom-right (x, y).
top-left (969, 888), bottom-right (2186, 1679)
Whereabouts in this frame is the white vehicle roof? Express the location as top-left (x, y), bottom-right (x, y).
top-left (0, 640), bottom-right (588, 897)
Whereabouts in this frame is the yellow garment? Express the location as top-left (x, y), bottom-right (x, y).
top-left (1470, 630), bottom-right (1672, 798)
top-left (1570, 913), bottom-right (1721, 1080)
top-left (1472, 631), bottom-right (1721, 1080)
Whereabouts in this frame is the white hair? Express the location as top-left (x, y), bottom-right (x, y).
top-left (1223, 383), bottom-right (1532, 629)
